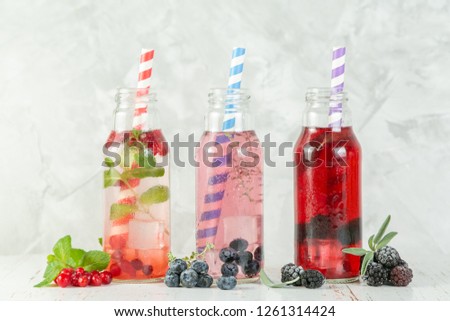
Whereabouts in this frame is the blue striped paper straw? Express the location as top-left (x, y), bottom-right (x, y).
top-left (196, 47), bottom-right (246, 252)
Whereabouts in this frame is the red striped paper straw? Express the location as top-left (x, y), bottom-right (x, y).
top-left (133, 48), bottom-right (154, 130)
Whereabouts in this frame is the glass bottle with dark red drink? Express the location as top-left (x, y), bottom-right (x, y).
top-left (294, 88), bottom-right (361, 282)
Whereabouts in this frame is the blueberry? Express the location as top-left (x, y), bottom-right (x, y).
top-left (164, 272), bottom-right (180, 287)
top-left (217, 276), bottom-right (237, 290)
top-left (196, 274), bottom-right (213, 288)
top-left (236, 251), bottom-right (253, 267)
top-left (191, 260), bottom-right (209, 274)
top-left (142, 265), bottom-right (153, 276)
top-left (219, 247), bottom-right (238, 263)
top-left (180, 269), bottom-right (198, 288)
top-left (229, 238), bottom-right (249, 252)
top-left (170, 259), bottom-right (188, 274)
top-left (221, 262), bottom-right (239, 277)
top-left (254, 246), bottom-right (263, 261)
top-left (244, 260), bottom-right (261, 277)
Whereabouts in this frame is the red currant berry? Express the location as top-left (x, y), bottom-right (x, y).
top-left (55, 274), bottom-right (71, 288)
top-left (77, 275), bottom-right (89, 287)
top-left (60, 268), bottom-right (73, 276)
top-left (71, 274), bottom-right (79, 286)
top-left (84, 272), bottom-right (92, 284)
top-left (91, 270), bottom-right (100, 277)
top-left (90, 274), bottom-right (102, 286)
top-left (75, 267), bottom-right (85, 274)
top-left (100, 271), bottom-right (113, 285)
top-left (109, 264), bottom-right (121, 277)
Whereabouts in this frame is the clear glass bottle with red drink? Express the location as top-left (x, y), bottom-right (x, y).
top-left (102, 88), bottom-right (170, 282)
top-left (196, 89), bottom-right (263, 281)
top-left (294, 88), bottom-right (361, 282)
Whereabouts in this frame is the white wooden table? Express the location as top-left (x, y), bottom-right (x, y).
top-left (1, 255), bottom-right (448, 301)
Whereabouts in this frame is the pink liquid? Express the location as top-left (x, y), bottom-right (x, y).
top-left (196, 131), bottom-right (263, 278)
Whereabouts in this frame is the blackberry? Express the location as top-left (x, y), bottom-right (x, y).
top-left (301, 270), bottom-right (325, 289)
top-left (180, 269), bottom-right (198, 288)
top-left (196, 274), bottom-right (213, 288)
top-left (398, 259), bottom-right (409, 268)
top-left (364, 261), bottom-right (389, 286)
top-left (170, 259), bottom-right (188, 274)
top-left (221, 263), bottom-right (239, 277)
top-left (243, 260), bottom-right (261, 277)
top-left (219, 247), bottom-right (238, 263)
top-left (229, 238), bottom-right (248, 252)
top-left (375, 246), bottom-right (401, 268)
top-left (191, 260), bottom-right (209, 275)
top-left (281, 263), bottom-right (303, 286)
top-left (217, 276), bottom-right (237, 290)
top-left (164, 272), bottom-right (180, 287)
top-left (337, 218), bottom-right (361, 246)
top-left (236, 251), bottom-right (253, 267)
top-left (390, 266), bottom-right (413, 286)
top-left (254, 246), bottom-right (263, 261)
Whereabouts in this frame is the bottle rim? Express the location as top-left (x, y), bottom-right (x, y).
top-left (115, 88), bottom-right (157, 104)
top-left (208, 88), bottom-right (251, 104)
top-left (306, 87), bottom-right (348, 102)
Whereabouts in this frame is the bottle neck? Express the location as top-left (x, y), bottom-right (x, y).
top-left (303, 88), bottom-right (352, 128)
top-left (113, 88), bottom-right (160, 132)
top-left (205, 88), bottom-right (252, 132)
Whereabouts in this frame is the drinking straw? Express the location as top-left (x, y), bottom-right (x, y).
top-left (132, 48), bottom-right (154, 130)
top-left (328, 46), bottom-right (346, 130)
top-left (196, 47), bottom-right (246, 252)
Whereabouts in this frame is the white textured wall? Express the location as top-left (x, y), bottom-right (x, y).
top-left (1, 0), bottom-right (449, 269)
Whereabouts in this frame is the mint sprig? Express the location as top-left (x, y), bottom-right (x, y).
top-left (34, 235), bottom-right (110, 287)
top-left (342, 215), bottom-right (398, 275)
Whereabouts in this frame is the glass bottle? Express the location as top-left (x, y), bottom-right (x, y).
top-left (102, 88), bottom-right (170, 282)
top-left (294, 88), bottom-right (361, 282)
top-left (196, 88), bottom-right (263, 280)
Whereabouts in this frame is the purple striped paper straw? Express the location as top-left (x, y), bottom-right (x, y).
top-left (328, 46), bottom-right (346, 129)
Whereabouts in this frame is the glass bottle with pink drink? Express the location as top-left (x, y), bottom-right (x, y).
top-left (102, 88), bottom-right (170, 282)
top-left (294, 87), bottom-right (362, 282)
top-left (196, 88), bottom-right (263, 281)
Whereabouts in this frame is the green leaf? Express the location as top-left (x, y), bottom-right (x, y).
top-left (104, 157), bottom-right (115, 167)
top-left (110, 203), bottom-right (138, 220)
top-left (140, 185), bottom-right (169, 205)
top-left (67, 248), bottom-right (86, 267)
top-left (132, 129), bottom-right (142, 140)
top-left (47, 254), bottom-right (56, 263)
top-left (360, 251), bottom-right (374, 276)
top-left (81, 250), bottom-right (110, 272)
top-left (368, 234), bottom-right (375, 251)
top-left (98, 237), bottom-right (103, 247)
top-left (122, 167), bottom-right (164, 180)
top-left (260, 269), bottom-right (300, 288)
top-left (135, 150), bottom-right (156, 168)
top-left (373, 215), bottom-right (391, 245)
top-left (375, 232), bottom-right (398, 250)
top-left (34, 261), bottom-right (65, 287)
top-left (342, 248), bottom-right (368, 256)
top-left (104, 168), bottom-right (122, 188)
top-left (52, 235), bottom-right (72, 262)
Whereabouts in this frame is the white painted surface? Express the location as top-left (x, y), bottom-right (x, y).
top-left (0, 255), bottom-right (448, 301)
top-left (0, 0), bottom-right (449, 300)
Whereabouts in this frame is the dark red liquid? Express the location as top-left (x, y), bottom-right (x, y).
top-left (294, 127), bottom-right (361, 280)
